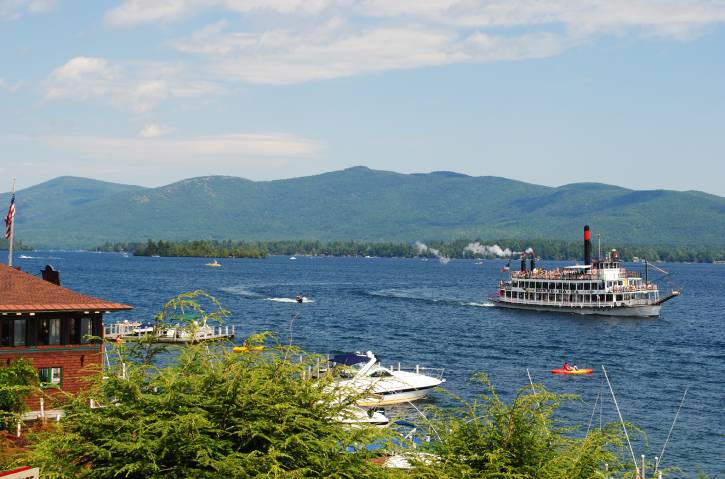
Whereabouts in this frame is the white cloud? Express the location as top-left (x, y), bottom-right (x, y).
top-left (8, 132), bottom-right (322, 160)
top-left (27, 0), bottom-right (56, 13)
top-left (138, 124), bottom-right (173, 138)
top-left (2, 131), bottom-right (323, 186)
top-left (37, 1), bottom-right (725, 103)
top-left (105, 0), bottom-right (331, 26)
top-left (107, 0), bottom-right (725, 35)
top-left (146, 0), bottom-right (725, 85)
top-left (0, 0), bottom-right (56, 20)
top-left (168, 18), bottom-right (570, 85)
top-left (46, 57), bottom-right (222, 112)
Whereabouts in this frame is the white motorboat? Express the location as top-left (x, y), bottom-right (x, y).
top-left (333, 405), bottom-right (389, 428)
top-left (328, 351), bottom-right (445, 406)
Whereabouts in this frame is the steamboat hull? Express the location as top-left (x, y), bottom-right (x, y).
top-left (492, 300), bottom-right (661, 317)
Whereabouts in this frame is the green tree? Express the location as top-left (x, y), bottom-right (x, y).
top-left (0, 359), bottom-right (38, 430)
top-left (409, 374), bottom-right (627, 479)
top-left (19, 292), bottom-right (389, 478)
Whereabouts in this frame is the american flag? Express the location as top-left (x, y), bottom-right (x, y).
top-left (4, 193), bottom-right (15, 239)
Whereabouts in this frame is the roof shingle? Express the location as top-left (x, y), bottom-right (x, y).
top-left (0, 264), bottom-right (132, 313)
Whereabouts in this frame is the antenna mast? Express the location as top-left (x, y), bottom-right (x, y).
top-left (597, 233), bottom-right (601, 260)
top-left (602, 365), bottom-right (640, 477)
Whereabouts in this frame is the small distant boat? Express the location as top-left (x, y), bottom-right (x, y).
top-left (151, 255), bottom-right (160, 258)
top-left (206, 260), bottom-right (221, 267)
top-left (289, 256), bottom-right (297, 260)
top-left (551, 367), bottom-right (593, 375)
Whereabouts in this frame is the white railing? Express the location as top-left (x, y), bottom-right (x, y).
top-left (498, 297), bottom-right (655, 308)
top-left (390, 363), bottom-right (446, 380)
top-left (104, 322), bottom-right (235, 342)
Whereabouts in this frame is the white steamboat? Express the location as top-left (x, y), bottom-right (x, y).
top-left (492, 226), bottom-right (679, 317)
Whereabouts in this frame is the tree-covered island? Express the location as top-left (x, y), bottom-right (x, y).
top-left (93, 238), bottom-right (725, 263)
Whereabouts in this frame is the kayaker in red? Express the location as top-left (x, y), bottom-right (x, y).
top-left (563, 362), bottom-right (578, 371)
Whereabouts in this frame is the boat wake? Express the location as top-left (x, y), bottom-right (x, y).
top-left (265, 297), bottom-right (314, 303)
top-left (465, 302), bottom-right (496, 307)
top-left (220, 285), bottom-right (263, 298)
top-left (369, 289), bottom-right (492, 308)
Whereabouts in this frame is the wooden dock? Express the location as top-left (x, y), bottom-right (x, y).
top-left (105, 321), bottom-right (234, 344)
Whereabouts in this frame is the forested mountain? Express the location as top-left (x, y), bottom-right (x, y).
top-left (2, 167), bottom-right (724, 247)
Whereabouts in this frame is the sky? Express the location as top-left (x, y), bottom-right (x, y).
top-left (1, 1), bottom-right (724, 195)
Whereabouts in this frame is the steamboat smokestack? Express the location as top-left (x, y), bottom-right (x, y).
top-left (520, 252), bottom-right (527, 272)
top-left (584, 225), bottom-right (592, 266)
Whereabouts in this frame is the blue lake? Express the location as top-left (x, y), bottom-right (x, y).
top-left (14, 252), bottom-right (725, 476)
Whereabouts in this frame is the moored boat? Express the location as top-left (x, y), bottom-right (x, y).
top-left (327, 351), bottom-right (445, 407)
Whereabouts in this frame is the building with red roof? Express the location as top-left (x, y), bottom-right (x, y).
top-left (0, 264), bottom-right (132, 409)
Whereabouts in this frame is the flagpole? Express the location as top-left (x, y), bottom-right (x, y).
top-left (7, 178), bottom-right (15, 267)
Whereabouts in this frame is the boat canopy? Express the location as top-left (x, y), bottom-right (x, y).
top-left (563, 264), bottom-right (592, 270)
top-left (331, 353), bottom-right (371, 366)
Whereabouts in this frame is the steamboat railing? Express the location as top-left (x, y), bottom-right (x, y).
top-left (497, 297), bottom-right (655, 308)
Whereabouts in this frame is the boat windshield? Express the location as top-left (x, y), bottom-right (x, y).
top-left (334, 362), bottom-right (364, 379)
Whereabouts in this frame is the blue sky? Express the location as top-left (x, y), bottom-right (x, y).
top-left (1, 1), bottom-right (724, 195)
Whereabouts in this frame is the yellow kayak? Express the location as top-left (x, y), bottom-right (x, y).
top-left (233, 345), bottom-right (265, 353)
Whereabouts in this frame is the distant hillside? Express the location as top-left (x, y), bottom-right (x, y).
top-left (2, 167), bottom-right (724, 247)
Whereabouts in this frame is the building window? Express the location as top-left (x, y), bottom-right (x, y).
top-left (80, 317), bottom-right (93, 343)
top-left (38, 318), bottom-right (61, 346)
top-left (13, 319), bottom-right (26, 346)
top-left (0, 319), bottom-right (11, 346)
top-left (39, 367), bottom-right (62, 387)
top-left (68, 317), bottom-right (79, 344)
top-left (49, 318), bottom-right (61, 345)
top-left (67, 317), bottom-right (94, 344)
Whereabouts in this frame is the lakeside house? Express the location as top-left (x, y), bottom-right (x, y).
top-left (0, 264), bottom-right (131, 410)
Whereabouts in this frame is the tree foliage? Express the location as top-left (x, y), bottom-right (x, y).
top-left (0, 359), bottom-right (38, 430)
top-left (408, 374), bottom-right (626, 478)
top-left (21, 343), bottom-right (392, 478)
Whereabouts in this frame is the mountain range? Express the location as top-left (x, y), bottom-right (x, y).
top-left (2, 167), bottom-right (724, 248)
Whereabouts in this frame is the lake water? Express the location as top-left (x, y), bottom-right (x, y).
top-left (14, 252), bottom-right (725, 476)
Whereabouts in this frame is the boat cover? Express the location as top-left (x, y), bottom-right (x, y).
top-left (331, 353), bottom-right (370, 366)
